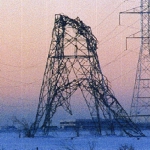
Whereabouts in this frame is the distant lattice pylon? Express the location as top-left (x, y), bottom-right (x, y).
top-left (120, 0), bottom-right (150, 124)
top-left (31, 14), bottom-right (144, 137)
top-left (131, 0), bottom-right (150, 124)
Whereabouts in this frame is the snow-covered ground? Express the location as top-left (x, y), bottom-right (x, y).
top-left (0, 130), bottom-right (150, 150)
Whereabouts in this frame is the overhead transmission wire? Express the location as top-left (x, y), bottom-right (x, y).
top-left (90, 0), bottom-right (140, 70)
top-left (99, 25), bottom-right (120, 43)
top-left (89, 0), bottom-right (140, 83)
top-left (93, 0), bottom-right (129, 30)
top-left (2, 1), bottom-right (92, 46)
top-left (91, 0), bottom-right (139, 50)
top-left (90, 0), bottom-right (139, 48)
top-left (0, 64), bottom-right (43, 87)
top-left (111, 67), bottom-right (136, 82)
top-left (1, 1), bottom-right (134, 84)
top-left (108, 46), bottom-right (140, 82)
top-left (0, 1), bottom-right (135, 107)
top-left (0, 2), bottom-right (94, 109)
top-left (102, 50), bottom-right (128, 68)
top-left (2, 1), bottom-right (127, 68)
top-left (102, 46), bottom-right (140, 68)
top-left (98, 17), bottom-right (139, 45)
top-left (5, 1), bottom-right (128, 74)
top-left (0, 63), bottom-right (43, 86)
top-left (0, 75), bottom-right (42, 87)
top-left (99, 22), bottom-right (140, 80)
top-left (0, 16), bottom-right (134, 109)
top-left (1, 1), bottom-right (128, 71)
top-left (99, 19), bottom-right (140, 45)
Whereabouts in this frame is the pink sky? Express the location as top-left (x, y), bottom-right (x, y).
top-left (0, 0), bottom-right (141, 125)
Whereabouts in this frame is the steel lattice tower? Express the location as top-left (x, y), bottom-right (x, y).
top-left (131, 0), bottom-right (150, 124)
top-left (120, 0), bottom-right (150, 124)
top-left (31, 14), bottom-right (144, 137)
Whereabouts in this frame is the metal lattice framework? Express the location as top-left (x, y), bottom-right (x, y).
top-left (31, 14), bottom-right (144, 137)
top-left (131, 0), bottom-right (150, 124)
top-left (120, 0), bottom-right (150, 124)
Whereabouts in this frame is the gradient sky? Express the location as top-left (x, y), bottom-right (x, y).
top-left (0, 0), bottom-right (141, 125)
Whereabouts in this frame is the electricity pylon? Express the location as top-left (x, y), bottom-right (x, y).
top-left (31, 14), bottom-right (144, 137)
top-left (120, 0), bottom-right (150, 124)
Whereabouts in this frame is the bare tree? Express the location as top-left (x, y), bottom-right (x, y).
top-left (12, 116), bottom-right (33, 138)
top-left (118, 144), bottom-right (135, 150)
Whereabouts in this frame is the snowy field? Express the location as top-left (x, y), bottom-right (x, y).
top-left (0, 130), bottom-right (150, 150)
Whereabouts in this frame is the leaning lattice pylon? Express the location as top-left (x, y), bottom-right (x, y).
top-left (31, 14), bottom-right (145, 137)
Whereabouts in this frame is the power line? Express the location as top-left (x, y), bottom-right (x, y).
top-left (99, 19), bottom-right (140, 46)
top-left (102, 46), bottom-right (140, 68)
top-left (111, 67), bottom-right (136, 82)
top-left (0, 60), bottom-right (45, 69)
top-left (99, 25), bottom-right (120, 43)
top-left (93, 0), bottom-right (128, 30)
top-left (102, 50), bottom-right (127, 68)
top-left (0, 75), bottom-right (42, 85)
